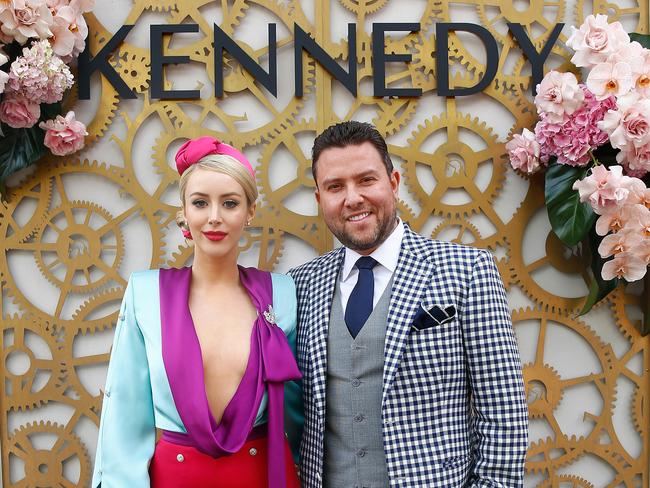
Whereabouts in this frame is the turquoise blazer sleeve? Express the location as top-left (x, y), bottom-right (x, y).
top-left (92, 275), bottom-right (156, 487)
top-left (272, 273), bottom-right (304, 464)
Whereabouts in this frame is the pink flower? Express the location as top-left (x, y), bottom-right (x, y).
top-left (39, 111), bottom-right (87, 156)
top-left (634, 49), bottom-right (650, 98)
top-left (0, 0), bottom-right (54, 44)
top-left (535, 71), bottom-right (584, 123)
top-left (600, 92), bottom-right (650, 150)
top-left (601, 252), bottom-right (647, 281)
top-left (598, 229), bottom-right (642, 257)
top-left (617, 141), bottom-right (650, 177)
top-left (596, 205), bottom-right (633, 235)
top-left (7, 39), bottom-right (73, 103)
top-left (0, 93), bottom-right (40, 128)
top-left (573, 164), bottom-right (630, 213)
top-left (567, 15), bottom-right (630, 68)
top-left (633, 239), bottom-right (650, 266)
top-left (0, 46), bottom-right (8, 93)
top-left (586, 61), bottom-right (635, 100)
top-left (506, 128), bottom-right (542, 174)
top-left (622, 204), bottom-right (650, 237)
top-left (49, 4), bottom-right (87, 60)
top-left (534, 85), bottom-right (614, 166)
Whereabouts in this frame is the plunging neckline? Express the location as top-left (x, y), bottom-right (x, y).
top-left (186, 267), bottom-right (259, 428)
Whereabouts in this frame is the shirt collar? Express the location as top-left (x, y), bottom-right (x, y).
top-left (341, 219), bottom-right (404, 281)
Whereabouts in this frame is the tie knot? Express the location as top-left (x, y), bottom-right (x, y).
top-left (355, 256), bottom-right (378, 270)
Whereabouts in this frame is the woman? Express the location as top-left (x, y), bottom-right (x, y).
top-left (91, 136), bottom-right (302, 487)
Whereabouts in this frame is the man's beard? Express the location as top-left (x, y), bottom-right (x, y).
top-left (333, 211), bottom-right (397, 252)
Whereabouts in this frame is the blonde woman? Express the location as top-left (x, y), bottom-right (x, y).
top-left (92, 136), bottom-right (302, 487)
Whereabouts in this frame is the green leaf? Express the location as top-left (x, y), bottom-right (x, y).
top-left (630, 33), bottom-right (650, 49)
top-left (0, 124), bottom-right (46, 200)
top-left (591, 142), bottom-right (618, 166)
top-left (578, 230), bottom-right (618, 315)
top-left (545, 163), bottom-right (597, 246)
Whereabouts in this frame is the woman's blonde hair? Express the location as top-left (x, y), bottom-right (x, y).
top-left (176, 154), bottom-right (258, 232)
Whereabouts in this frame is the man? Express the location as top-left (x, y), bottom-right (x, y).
top-left (289, 121), bottom-right (528, 487)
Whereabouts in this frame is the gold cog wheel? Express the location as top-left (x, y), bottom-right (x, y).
top-left (575, 0), bottom-right (649, 33)
top-left (1, 173), bottom-right (52, 244)
top-left (537, 474), bottom-right (595, 487)
top-left (512, 307), bottom-right (616, 474)
top-left (33, 201), bottom-right (125, 295)
top-left (8, 421), bottom-right (91, 488)
top-left (337, 0), bottom-right (389, 15)
top-left (3, 317), bottom-right (66, 411)
top-left (475, 0), bottom-right (566, 49)
top-left (1, 158), bottom-right (165, 330)
top-left (509, 183), bottom-right (596, 314)
top-left (399, 110), bottom-right (507, 220)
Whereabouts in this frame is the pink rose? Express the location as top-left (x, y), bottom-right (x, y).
top-left (39, 111), bottom-right (87, 155)
top-left (599, 92), bottom-right (650, 149)
top-left (567, 14), bottom-right (630, 68)
top-left (617, 141), bottom-right (650, 177)
top-left (0, 0), bottom-right (54, 44)
top-left (506, 128), bottom-right (542, 174)
top-left (0, 93), bottom-right (40, 128)
top-left (572, 164), bottom-right (630, 214)
top-left (535, 71), bottom-right (584, 123)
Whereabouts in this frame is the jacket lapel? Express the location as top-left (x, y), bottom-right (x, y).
top-left (306, 248), bottom-right (345, 424)
top-left (382, 226), bottom-right (437, 407)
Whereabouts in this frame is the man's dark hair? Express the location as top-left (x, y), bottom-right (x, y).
top-left (311, 121), bottom-right (394, 182)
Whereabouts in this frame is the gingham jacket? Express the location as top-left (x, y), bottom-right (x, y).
top-left (289, 223), bottom-right (528, 487)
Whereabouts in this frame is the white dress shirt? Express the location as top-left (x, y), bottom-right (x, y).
top-left (339, 219), bottom-right (404, 313)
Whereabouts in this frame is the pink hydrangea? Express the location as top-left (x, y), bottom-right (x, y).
top-left (506, 128), bottom-right (543, 174)
top-left (0, 93), bottom-right (40, 128)
top-left (39, 111), bottom-right (87, 156)
top-left (0, 0), bottom-right (54, 44)
top-left (7, 39), bottom-right (73, 104)
top-left (534, 70), bottom-right (584, 123)
top-left (567, 15), bottom-right (631, 68)
top-left (534, 85), bottom-right (614, 166)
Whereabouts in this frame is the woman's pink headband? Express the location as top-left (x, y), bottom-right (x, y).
top-left (175, 136), bottom-right (254, 178)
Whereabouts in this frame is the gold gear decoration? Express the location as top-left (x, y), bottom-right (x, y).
top-left (512, 308), bottom-right (616, 475)
top-left (8, 421), bottom-right (92, 488)
top-left (1, 174), bottom-right (52, 244)
top-left (474, 0), bottom-right (565, 48)
top-left (337, 0), bottom-right (389, 15)
top-left (399, 110), bottom-right (507, 220)
top-left (537, 475), bottom-right (595, 487)
top-left (1, 158), bottom-right (165, 329)
top-left (3, 318), bottom-right (66, 411)
top-left (575, 0), bottom-right (649, 34)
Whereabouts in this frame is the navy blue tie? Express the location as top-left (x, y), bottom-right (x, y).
top-left (345, 256), bottom-right (378, 338)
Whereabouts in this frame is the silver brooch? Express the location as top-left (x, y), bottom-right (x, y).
top-left (263, 305), bottom-right (277, 325)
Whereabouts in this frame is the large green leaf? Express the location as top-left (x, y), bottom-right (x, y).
top-left (630, 33), bottom-right (650, 49)
top-left (578, 229), bottom-right (619, 316)
top-left (0, 124), bottom-right (46, 199)
top-left (545, 163), bottom-right (597, 246)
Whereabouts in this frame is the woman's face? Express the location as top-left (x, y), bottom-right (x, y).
top-left (183, 167), bottom-right (255, 261)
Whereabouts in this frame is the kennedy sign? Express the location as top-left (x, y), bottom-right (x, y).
top-left (78, 22), bottom-right (564, 100)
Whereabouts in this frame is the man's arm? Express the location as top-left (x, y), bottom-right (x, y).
top-left (461, 250), bottom-right (528, 487)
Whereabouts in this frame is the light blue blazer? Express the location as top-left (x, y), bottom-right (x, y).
top-left (91, 269), bottom-right (303, 487)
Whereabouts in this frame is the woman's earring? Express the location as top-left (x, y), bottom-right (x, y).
top-left (246, 220), bottom-right (251, 226)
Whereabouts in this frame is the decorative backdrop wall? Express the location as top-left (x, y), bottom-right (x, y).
top-left (1, 1), bottom-right (648, 487)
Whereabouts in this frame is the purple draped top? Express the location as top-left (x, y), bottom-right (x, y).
top-left (159, 266), bottom-right (301, 488)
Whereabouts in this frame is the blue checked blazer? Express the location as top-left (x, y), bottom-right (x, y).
top-left (289, 222), bottom-right (528, 487)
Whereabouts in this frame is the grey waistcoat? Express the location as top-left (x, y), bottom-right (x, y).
top-left (323, 279), bottom-right (392, 488)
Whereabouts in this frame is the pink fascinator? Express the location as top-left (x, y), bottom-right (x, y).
top-left (174, 136), bottom-right (254, 178)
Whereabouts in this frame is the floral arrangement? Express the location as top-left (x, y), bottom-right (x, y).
top-left (0, 0), bottom-right (92, 197)
top-left (507, 15), bottom-right (650, 334)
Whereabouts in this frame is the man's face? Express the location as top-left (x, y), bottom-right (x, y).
top-left (314, 141), bottom-right (400, 255)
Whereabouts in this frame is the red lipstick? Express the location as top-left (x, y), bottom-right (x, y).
top-left (202, 231), bottom-right (227, 241)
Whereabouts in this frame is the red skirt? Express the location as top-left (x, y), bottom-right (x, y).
top-left (149, 434), bottom-right (300, 488)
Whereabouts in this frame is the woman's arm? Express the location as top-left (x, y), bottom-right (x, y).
top-left (92, 274), bottom-right (156, 487)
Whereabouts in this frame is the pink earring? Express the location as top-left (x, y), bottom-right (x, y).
top-left (182, 228), bottom-right (193, 240)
